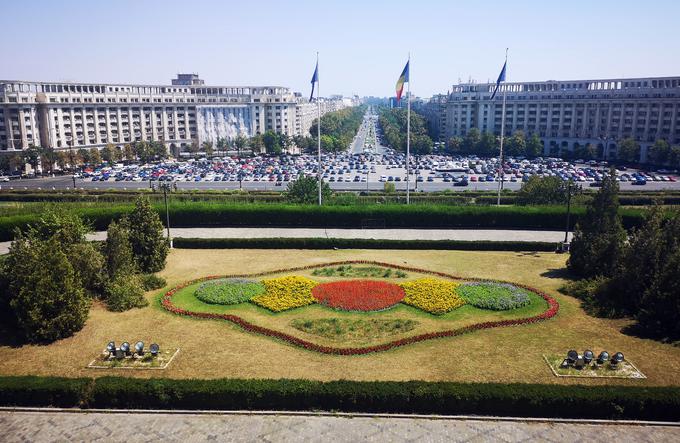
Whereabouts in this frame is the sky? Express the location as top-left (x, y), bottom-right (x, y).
top-left (1, 0), bottom-right (679, 98)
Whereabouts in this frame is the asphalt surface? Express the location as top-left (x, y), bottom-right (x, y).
top-left (2, 410), bottom-right (679, 442)
top-left (4, 174), bottom-right (680, 192)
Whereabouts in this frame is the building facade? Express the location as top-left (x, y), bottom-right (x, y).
top-left (0, 75), bottom-right (320, 154)
top-left (424, 76), bottom-right (680, 161)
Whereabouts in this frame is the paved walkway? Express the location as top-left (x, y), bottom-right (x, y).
top-left (1, 410), bottom-right (678, 442)
top-left (0, 228), bottom-right (571, 254)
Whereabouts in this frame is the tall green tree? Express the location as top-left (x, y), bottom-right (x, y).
top-left (617, 137), bottom-right (640, 163)
top-left (517, 176), bottom-right (569, 205)
top-left (648, 139), bottom-right (671, 165)
top-left (462, 128), bottom-right (481, 154)
top-left (202, 141), bottom-right (214, 157)
top-left (6, 237), bottom-right (90, 342)
top-left (235, 135), bottom-right (247, 156)
top-left (89, 147), bottom-right (102, 165)
top-left (285, 175), bottom-right (332, 204)
top-left (103, 219), bottom-right (138, 280)
top-left (127, 197), bottom-right (169, 273)
top-left (505, 131), bottom-right (526, 157)
top-left (262, 130), bottom-right (282, 154)
top-left (526, 133), bottom-right (543, 158)
top-left (568, 169), bottom-right (626, 278)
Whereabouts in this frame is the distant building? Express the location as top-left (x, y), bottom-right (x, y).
top-left (421, 76), bottom-right (680, 161)
top-left (0, 74), bottom-right (354, 154)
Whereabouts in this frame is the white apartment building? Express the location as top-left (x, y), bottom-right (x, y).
top-left (0, 75), bottom-right (311, 154)
top-left (421, 76), bottom-right (680, 161)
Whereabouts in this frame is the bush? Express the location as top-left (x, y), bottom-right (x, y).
top-left (195, 278), bottom-right (264, 305)
top-left (0, 376), bottom-right (90, 408)
top-left (7, 237), bottom-right (90, 342)
top-left (400, 278), bottom-right (464, 314)
top-left (103, 219), bottom-right (137, 280)
top-left (516, 176), bottom-right (568, 205)
top-left (457, 282), bottom-right (531, 310)
top-left (285, 176), bottom-right (332, 204)
top-left (127, 196), bottom-right (168, 273)
top-left (139, 274), bottom-right (167, 291)
top-left (106, 275), bottom-right (148, 312)
top-left (67, 242), bottom-right (106, 296)
top-left (251, 276), bottom-right (318, 312)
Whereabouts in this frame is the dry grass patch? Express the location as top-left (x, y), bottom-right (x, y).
top-left (0, 249), bottom-right (679, 386)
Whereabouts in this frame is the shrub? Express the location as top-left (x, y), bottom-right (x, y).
top-left (106, 275), bottom-right (148, 312)
top-left (127, 196), bottom-right (168, 273)
top-left (400, 278), bottom-right (464, 314)
top-left (195, 279), bottom-right (264, 305)
top-left (0, 376), bottom-right (90, 408)
top-left (103, 219), bottom-right (137, 280)
top-left (457, 282), bottom-right (531, 310)
top-left (67, 242), bottom-right (106, 296)
top-left (139, 274), bottom-right (167, 291)
top-left (312, 280), bottom-right (405, 311)
top-left (251, 276), bottom-right (317, 312)
top-left (286, 175), bottom-right (332, 204)
top-left (7, 237), bottom-right (90, 342)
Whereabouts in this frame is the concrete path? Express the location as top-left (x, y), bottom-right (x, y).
top-left (0, 228), bottom-right (571, 254)
top-left (1, 410), bottom-right (678, 442)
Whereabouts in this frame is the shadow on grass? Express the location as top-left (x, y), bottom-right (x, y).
top-left (0, 323), bottom-right (27, 348)
top-left (540, 268), bottom-right (574, 280)
top-left (620, 322), bottom-right (680, 347)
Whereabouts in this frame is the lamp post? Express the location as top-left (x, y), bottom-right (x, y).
top-left (159, 182), bottom-right (173, 248)
top-left (562, 180), bottom-right (580, 252)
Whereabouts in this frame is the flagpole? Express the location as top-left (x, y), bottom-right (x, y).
top-left (317, 52), bottom-right (322, 206)
top-left (406, 53), bottom-right (411, 205)
top-left (497, 48), bottom-right (508, 207)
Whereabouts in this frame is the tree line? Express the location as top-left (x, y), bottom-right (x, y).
top-left (0, 197), bottom-right (169, 343)
top-left (378, 108), bottom-right (433, 155)
top-left (447, 128), bottom-right (543, 158)
top-left (564, 171), bottom-right (680, 342)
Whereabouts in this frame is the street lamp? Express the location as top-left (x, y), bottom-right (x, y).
top-left (158, 182), bottom-right (173, 248)
top-left (561, 179), bottom-right (580, 252)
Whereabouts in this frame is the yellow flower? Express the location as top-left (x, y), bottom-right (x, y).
top-left (251, 276), bottom-right (318, 312)
top-left (400, 278), bottom-right (464, 314)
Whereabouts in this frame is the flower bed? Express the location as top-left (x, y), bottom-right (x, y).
top-left (400, 278), bottom-right (464, 314)
top-left (161, 260), bottom-right (560, 355)
top-left (457, 282), bottom-right (531, 310)
top-left (250, 276), bottom-right (318, 312)
top-left (195, 278), bottom-right (265, 305)
top-left (312, 280), bottom-right (405, 311)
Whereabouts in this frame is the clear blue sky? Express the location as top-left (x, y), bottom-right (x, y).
top-left (2, 0), bottom-right (678, 98)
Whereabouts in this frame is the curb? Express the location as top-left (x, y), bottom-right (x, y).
top-left (1, 407), bottom-right (679, 427)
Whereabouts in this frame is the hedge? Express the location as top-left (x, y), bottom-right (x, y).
top-left (0, 203), bottom-right (646, 242)
top-left (0, 375), bottom-right (679, 420)
top-left (0, 376), bottom-right (90, 407)
top-left (173, 237), bottom-right (559, 251)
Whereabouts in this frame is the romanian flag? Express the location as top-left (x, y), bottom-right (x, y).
top-left (395, 60), bottom-right (409, 103)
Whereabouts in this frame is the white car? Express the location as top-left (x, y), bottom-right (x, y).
top-left (0, 176), bottom-right (10, 182)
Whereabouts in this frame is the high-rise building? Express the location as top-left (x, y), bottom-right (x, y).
top-left (0, 74), bottom-right (341, 154)
top-left (419, 76), bottom-right (680, 161)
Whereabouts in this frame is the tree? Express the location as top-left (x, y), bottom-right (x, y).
top-left (447, 136), bottom-right (464, 154)
top-left (285, 175), bottom-right (332, 204)
top-left (517, 176), bottom-right (568, 205)
top-left (568, 168), bottom-right (626, 278)
top-left (102, 143), bottom-right (116, 164)
top-left (6, 237), bottom-right (90, 342)
top-left (262, 130), bottom-right (282, 154)
top-left (22, 146), bottom-right (41, 173)
top-left (89, 147), bottom-right (102, 165)
top-left (250, 134), bottom-right (264, 153)
top-left (505, 131), bottom-right (526, 157)
top-left (526, 133), bottom-right (543, 158)
top-left (150, 141), bottom-right (167, 160)
top-left (411, 134), bottom-right (433, 156)
top-left (617, 137), bottom-right (640, 163)
top-left (56, 151), bottom-right (69, 170)
top-left (68, 242), bottom-right (106, 297)
top-left (27, 208), bottom-right (88, 248)
top-left (188, 139), bottom-right (200, 157)
top-left (127, 197), bottom-right (169, 273)
top-left (103, 219), bottom-right (138, 280)
top-left (39, 146), bottom-right (57, 174)
top-left (123, 144), bottom-right (135, 162)
top-left (462, 128), bottom-right (481, 154)
top-left (648, 139), bottom-right (671, 165)
top-left (478, 132), bottom-right (498, 156)
top-left (234, 135), bottom-right (247, 156)
top-left (77, 148), bottom-right (90, 165)
top-left (202, 141), bottom-right (214, 157)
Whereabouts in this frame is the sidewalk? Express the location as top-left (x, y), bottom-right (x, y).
top-left (1, 410), bottom-right (678, 442)
top-left (0, 228), bottom-right (572, 254)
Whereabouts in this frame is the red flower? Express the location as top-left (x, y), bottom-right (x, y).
top-left (312, 280), bottom-right (405, 311)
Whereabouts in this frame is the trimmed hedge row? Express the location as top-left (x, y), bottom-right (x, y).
top-left (0, 203), bottom-right (647, 242)
top-left (173, 237), bottom-right (559, 251)
top-left (1, 376), bottom-right (679, 420)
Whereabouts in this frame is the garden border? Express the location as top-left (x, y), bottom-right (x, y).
top-left (161, 260), bottom-right (559, 355)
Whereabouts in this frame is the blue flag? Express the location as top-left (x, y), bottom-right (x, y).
top-left (490, 60), bottom-right (507, 100)
top-left (309, 61), bottom-right (319, 101)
